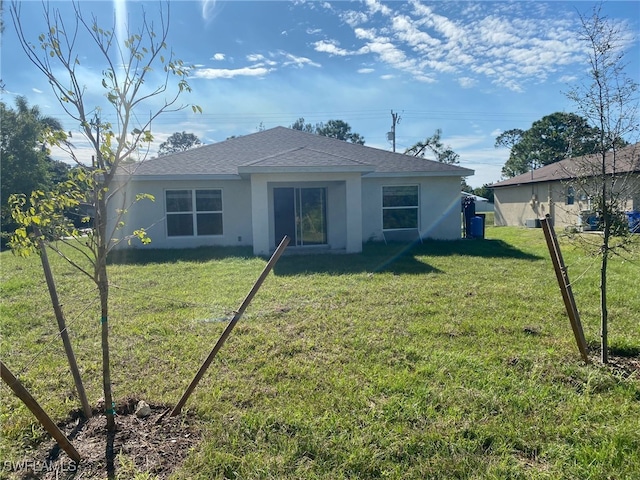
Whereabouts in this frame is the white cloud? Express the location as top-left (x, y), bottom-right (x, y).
top-left (280, 51), bottom-right (321, 68)
top-left (211, 53), bottom-right (225, 61)
top-left (309, 2), bottom-right (628, 93)
top-left (246, 53), bottom-right (277, 67)
top-left (341, 10), bottom-right (368, 27)
top-left (364, 0), bottom-right (392, 17)
top-left (194, 50), bottom-right (320, 80)
top-left (559, 74), bottom-right (578, 83)
top-left (458, 77), bottom-right (477, 88)
top-left (358, 68), bottom-right (375, 74)
top-left (32, 88), bottom-right (43, 94)
top-left (313, 40), bottom-right (351, 56)
top-left (193, 66), bottom-right (271, 79)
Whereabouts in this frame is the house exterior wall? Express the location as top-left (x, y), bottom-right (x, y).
top-left (494, 183), bottom-right (551, 227)
top-left (108, 177), bottom-right (253, 249)
top-left (494, 175), bottom-right (640, 228)
top-left (109, 173), bottom-right (465, 253)
top-left (361, 175), bottom-right (463, 241)
top-left (628, 176), bottom-right (640, 211)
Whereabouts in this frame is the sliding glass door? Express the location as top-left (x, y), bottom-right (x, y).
top-left (274, 187), bottom-right (327, 246)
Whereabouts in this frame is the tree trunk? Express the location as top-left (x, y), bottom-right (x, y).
top-left (600, 176), bottom-right (609, 364)
top-left (600, 252), bottom-right (608, 363)
top-left (96, 194), bottom-right (115, 431)
top-left (99, 268), bottom-right (115, 431)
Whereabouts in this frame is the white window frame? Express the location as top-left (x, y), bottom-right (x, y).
top-left (382, 184), bottom-right (420, 231)
top-left (165, 189), bottom-right (223, 237)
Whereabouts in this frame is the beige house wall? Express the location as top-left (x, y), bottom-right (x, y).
top-left (495, 175), bottom-right (640, 228)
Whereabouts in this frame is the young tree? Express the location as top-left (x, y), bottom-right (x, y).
top-left (158, 131), bottom-right (202, 156)
top-left (566, 5), bottom-right (639, 363)
top-left (405, 128), bottom-right (460, 164)
top-left (9, 1), bottom-right (198, 430)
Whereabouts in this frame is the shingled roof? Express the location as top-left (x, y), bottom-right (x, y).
top-left (122, 126), bottom-right (473, 178)
top-left (491, 143), bottom-right (640, 188)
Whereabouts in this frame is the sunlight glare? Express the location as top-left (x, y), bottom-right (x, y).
top-left (201, 0), bottom-right (218, 22)
top-left (114, 0), bottom-right (127, 54)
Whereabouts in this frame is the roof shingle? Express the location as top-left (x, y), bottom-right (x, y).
top-left (123, 126), bottom-right (473, 178)
top-left (491, 143), bottom-right (640, 188)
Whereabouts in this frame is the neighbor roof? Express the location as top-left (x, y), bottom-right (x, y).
top-left (121, 127), bottom-right (473, 179)
top-left (491, 143), bottom-right (640, 189)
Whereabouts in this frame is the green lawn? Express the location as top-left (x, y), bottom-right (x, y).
top-left (1, 225), bottom-right (639, 479)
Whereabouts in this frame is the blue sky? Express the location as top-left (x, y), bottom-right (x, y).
top-left (2, 0), bottom-right (638, 187)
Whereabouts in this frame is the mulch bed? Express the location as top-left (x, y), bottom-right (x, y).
top-left (12, 398), bottom-right (201, 480)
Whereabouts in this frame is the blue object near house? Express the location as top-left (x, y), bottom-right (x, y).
top-left (626, 211), bottom-right (640, 233)
top-left (470, 215), bottom-right (484, 239)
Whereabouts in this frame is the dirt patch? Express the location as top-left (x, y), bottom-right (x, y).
top-left (9, 398), bottom-right (201, 480)
top-left (607, 354), bottom-right (640, 379)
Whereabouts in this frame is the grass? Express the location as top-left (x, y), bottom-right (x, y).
top-left (1, 224), bottom-right (639, 479)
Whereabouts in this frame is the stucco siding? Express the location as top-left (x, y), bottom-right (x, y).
top-left (495, 175), bottom-right (639, 228)
top-left (494, 183), bottom-right (548, 227)
top-left (361, 176), bottom-right (462, 241)
top-left (108, 178), bottom-right (252, 249)
top-left (109, 173), bottom-right (465, 253)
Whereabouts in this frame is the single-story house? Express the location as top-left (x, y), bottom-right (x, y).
top-left (109, 127), bottom-right (473, 255)
top-left (491, 144), bottom-right (640, 229)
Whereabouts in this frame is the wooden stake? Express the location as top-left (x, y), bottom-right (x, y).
top-left (170, 235), bottom-right (291, 416)
top-left (540, 216), bottom-right (590, 363)
top-left (1, 360), bottom-right (81, 463)
top-left (36, 232), bottom-right (93, 419)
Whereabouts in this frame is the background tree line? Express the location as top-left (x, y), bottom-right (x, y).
top-left (0, 97), bottom-right (72, 246)
top-left (496, 111), bottom-right (628, 178)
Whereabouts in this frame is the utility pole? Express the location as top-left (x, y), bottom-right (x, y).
top-left (388, 110), bottom-right (401, 152)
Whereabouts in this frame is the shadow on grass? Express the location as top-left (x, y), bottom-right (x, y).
top-left (413, 238), bottom-right (542, 260)
top-left (275, 238), bottom-right (541, 276)
top-left (610, 343), bottom-right (640, 358)
top-left (107, 246), bottom-right (255, 266)
top-left (107, 238), bottom-right (540, 276)
top-left (274, 243), bottom-right (442, 276)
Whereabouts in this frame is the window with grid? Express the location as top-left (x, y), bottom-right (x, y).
top-left (382, 185), bottom-right (419, 230)
top-left (166, 189), bottom-right (223, 237)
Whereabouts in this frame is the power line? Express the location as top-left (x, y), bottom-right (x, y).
top-left (37, 108), bottom-right (542, 127)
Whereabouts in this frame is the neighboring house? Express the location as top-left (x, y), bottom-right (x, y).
top-left (109, 127), bottom-right (473, 255)
top-left (491, 144), bottom-right (640, 229)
